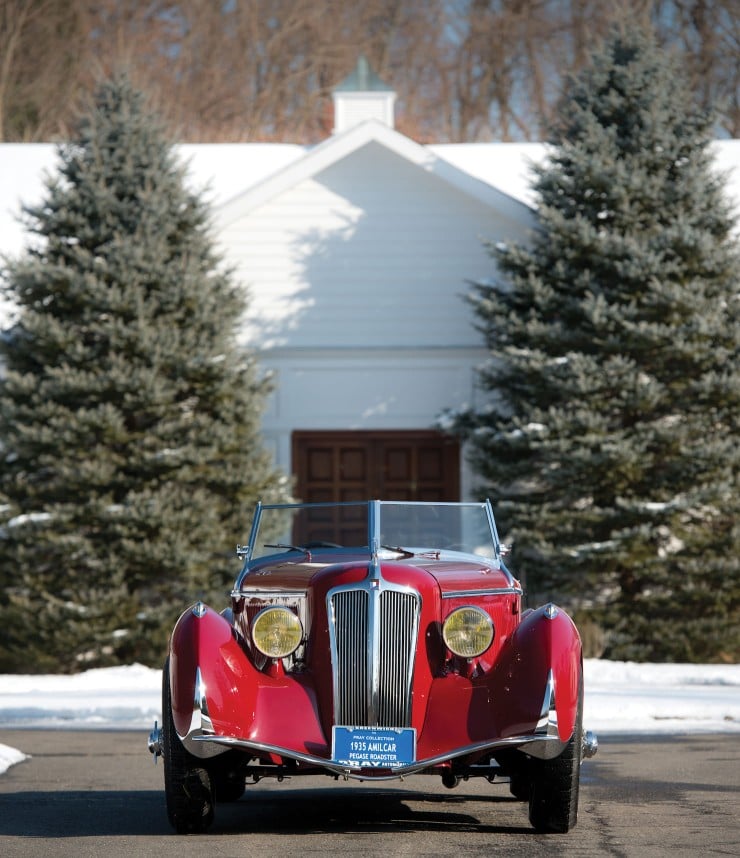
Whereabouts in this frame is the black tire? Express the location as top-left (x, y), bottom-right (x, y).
top-left (211, 758), bottom-right (246, 803)
top-left (509, 769), bottom-right (531, 801)
top-left (528, 681), bottom-right (583, 833)
top-left (162, 658), bottom-right (215, 833)
top-left (493, 749), bottom-right (531, 801)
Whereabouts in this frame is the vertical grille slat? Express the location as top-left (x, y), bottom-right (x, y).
top-left (333, 590), bottom-right (368, 726)
top-left (331, 587), bottom-right (418, 728)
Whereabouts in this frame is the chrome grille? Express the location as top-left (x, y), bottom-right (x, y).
top-left (377, 590), bottom-right (418, 726)
top-left (330, 587), bottom-right (419, 728)
top-left (333, 589), bottom-right (368, 725)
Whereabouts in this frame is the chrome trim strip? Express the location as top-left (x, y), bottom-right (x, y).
top-left (442, 587), bottom-right (522, 598)
top-left (194, 669), bottom-right (205, 719)
top-left (535, 669), bottom-right (558, 737)
top-left (190, 667), bottom-right (215, 735)
top-left (367, 500), bottom-right (382, 725)
top-left (369, 499), bottom-right (381, 576)
top-left (178, 666), bottom-right (226, 759)
top-left (192, 733), bottom-right (566, 779)
top-left (368, 576), bottom-right (381, 724)
top-left (232, 589), bottom-right (307, 600)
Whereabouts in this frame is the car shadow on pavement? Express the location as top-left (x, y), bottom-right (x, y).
top-left (0, 790), bottom-right (172, 837)
top-left (214, 785), bottom-right (535, 836)
top-left (0, 786), bottom-right (536, 837)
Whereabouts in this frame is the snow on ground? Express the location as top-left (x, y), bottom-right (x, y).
top-left (0, 743), bottom-right (28, 775)
top-left (0, 659), bottom-right (738, 775)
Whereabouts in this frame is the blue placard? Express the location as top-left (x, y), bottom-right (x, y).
top-left (332, 726), bottom-right (416, 769)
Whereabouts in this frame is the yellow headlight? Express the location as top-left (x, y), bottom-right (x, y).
top-left (252, 607), bottom-right (303, 658)
top-left (442, 606), bottom-right (494, 658)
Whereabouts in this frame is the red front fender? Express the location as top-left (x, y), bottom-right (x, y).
top-left (168, 603), bottom-right (327, 756)
top-left (410, 603), bottom-right (583, 761)
top-left (489, 604), bottom-right (583, 743)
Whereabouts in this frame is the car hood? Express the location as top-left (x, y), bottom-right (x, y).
top-left (413, 559), bottom-right (517, 594)
top-left (238, 556), bottom-right (516, 595)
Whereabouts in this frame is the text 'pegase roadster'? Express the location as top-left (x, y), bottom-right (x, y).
top-left (149, 500), bottom-right (597, 833)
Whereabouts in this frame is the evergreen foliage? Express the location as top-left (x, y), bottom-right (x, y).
top-left (455, 27), bottom-right (740, 662)
top-left (0, 77), bottom-right (288, 672)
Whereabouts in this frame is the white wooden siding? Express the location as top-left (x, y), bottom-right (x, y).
top-left (219, 142), bottom-right (531, 351)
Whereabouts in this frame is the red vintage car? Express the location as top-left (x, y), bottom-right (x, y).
top-left (148, 500), bottom-right (597, 833)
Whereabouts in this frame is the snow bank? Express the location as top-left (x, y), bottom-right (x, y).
top-left (0, 742), bottom-right (29, 775)
top-left (0, 663), bottom-right (161, 731)
top-left (584, 660), bottom-right (740, 734)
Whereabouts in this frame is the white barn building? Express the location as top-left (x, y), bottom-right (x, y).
top-left (1, 61), bottom-right (738, 502)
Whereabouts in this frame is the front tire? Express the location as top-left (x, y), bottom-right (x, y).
top-left (528, 682), bottom-right (584, 833)
top-left (162, 658), bottom-right (215, 833)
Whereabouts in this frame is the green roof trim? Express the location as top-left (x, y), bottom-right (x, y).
top-left (333, 56), bottom-right (393, 92)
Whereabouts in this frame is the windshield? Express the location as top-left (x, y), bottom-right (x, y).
top-left (248, 501), bottom-right (500, 562)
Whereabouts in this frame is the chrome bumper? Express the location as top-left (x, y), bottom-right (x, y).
top-left (189, 731), bottom-right (569, 779)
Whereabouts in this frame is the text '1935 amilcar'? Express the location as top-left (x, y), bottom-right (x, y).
top-left (148, 500), bottom-right (597, 833)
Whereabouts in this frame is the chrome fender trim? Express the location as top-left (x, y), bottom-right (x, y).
top-left (529, 667), bottom-right (598, 761)
top-left (534, 669), bottom-right (558, 738)
top-left (178, 665), bottom-right (228, 759)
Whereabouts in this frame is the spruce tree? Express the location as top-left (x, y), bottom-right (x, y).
top-left (0, 77), bottom-right (288, 672)
top-left (457, 27), bottom-right (740, 662)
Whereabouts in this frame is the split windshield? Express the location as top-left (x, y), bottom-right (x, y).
top-left (248, 501), bottom-right (500, 562)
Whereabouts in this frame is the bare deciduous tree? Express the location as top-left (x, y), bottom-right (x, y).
top-left (0, 0), bottom-right (736, 142)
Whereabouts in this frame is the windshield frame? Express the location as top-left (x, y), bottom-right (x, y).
top-left (235, 500), bottom-right (509, 589)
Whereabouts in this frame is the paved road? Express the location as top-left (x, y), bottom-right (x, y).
top-left (0, 730), bottom-right (738, 856)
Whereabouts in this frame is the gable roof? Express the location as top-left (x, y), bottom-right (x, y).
top-left (215, 118), bottom-right (535, 229)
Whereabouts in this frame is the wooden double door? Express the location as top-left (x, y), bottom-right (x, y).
top-left (292, 430), bottom-right (459, 504)
top-left (291, 430), bottom-right (460, 545)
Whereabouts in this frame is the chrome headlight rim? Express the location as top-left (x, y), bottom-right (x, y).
top-left (251, 605), bottom-right (303, 659)
top-left (442, 605), bottom-right (495, 658)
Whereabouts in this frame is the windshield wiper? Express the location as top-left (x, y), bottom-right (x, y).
top-left (264, 543), bottom-right (312, 560)
top-left (381, 544), bottom-right (415, 558)
top-left (381, 545), bottom-right (442, 560)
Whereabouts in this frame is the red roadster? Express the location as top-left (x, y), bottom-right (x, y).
top-left (148, 500), bottom-right (597, 833)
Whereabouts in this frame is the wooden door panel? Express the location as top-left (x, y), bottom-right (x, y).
top-left (339, 447), bottom-right (367, 481)
top-left (418, 447), bottom-right (443, 480)
top-left (306, 447), bottom-right (333, 481)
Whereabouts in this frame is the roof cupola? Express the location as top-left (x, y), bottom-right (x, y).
top-left (332, 56), bottom-right (396, 133)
